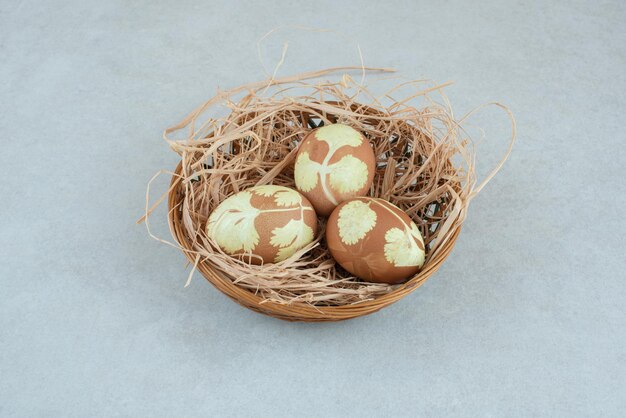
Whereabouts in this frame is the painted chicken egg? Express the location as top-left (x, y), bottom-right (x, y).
top-left (294, 123), bottom-right (375, 216)
top-left (207, 185), bottom-right (317, 264)
top-left (326, 197), bottom-right (426, 284)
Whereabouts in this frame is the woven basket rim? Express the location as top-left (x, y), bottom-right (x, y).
top-left (167, 160), bottom-right (462, 322)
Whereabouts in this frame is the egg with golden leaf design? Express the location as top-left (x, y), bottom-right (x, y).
top-left (326, 197), bottom-right (426, 284)
top-left (207, 185), bottom-right (317, 264)
top-left (294, 123), bottom-right (375, 216)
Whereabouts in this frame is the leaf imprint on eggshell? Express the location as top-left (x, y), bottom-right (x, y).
top-left (252, 185), bottom-right (302, 207)
top-left (270, 218), bottom-right (314, 262)
top-left (383, 225), bottom-right (425, 267)
top-left (294, 152), bottom-right (320, 193)
top-left (207, 191), bottom-right (260, 254)
top-left (329, 155), bottom-right (369, 194)
top-left (337, 200), bottom-right (377, 245)
top-left (315, 124), bottom-right (363, 148)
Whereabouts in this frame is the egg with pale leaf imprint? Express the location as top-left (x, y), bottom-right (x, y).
top-left (326, 197), bottom-right (426, 284)
top-left (294, 123), bottom-right (375, 216)
top-left (207, 185), bottom-right (317, 264)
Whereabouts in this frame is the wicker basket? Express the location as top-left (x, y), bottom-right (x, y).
top-left (166, 100), bottom-right (465, 322)
top-left (153, 64), bottom-right (516, 322)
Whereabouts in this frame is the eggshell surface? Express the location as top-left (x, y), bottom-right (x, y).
top-left (326, 197), bottom-right (426, 284)
top-left (207, 185), bottom-right (317, 264)
top-left (294, 123), bottom-right (375, 216)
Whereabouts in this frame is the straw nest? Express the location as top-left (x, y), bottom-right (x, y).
top-left (144, 67), bottom-right (515, 321)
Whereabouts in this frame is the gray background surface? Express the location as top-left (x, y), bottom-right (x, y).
top-left (1, 0), bottom-right (625, 416)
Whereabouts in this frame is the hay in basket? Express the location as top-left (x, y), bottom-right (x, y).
top-left (142, 67), bottom-right (515, 322)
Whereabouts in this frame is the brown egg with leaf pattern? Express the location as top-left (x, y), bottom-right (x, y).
top-left (294, 123), bottom-right (375, 216)
top-left (326, 197), bottom-right (426, 284)
top-left (207, 185), bottom-right (317, 264)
